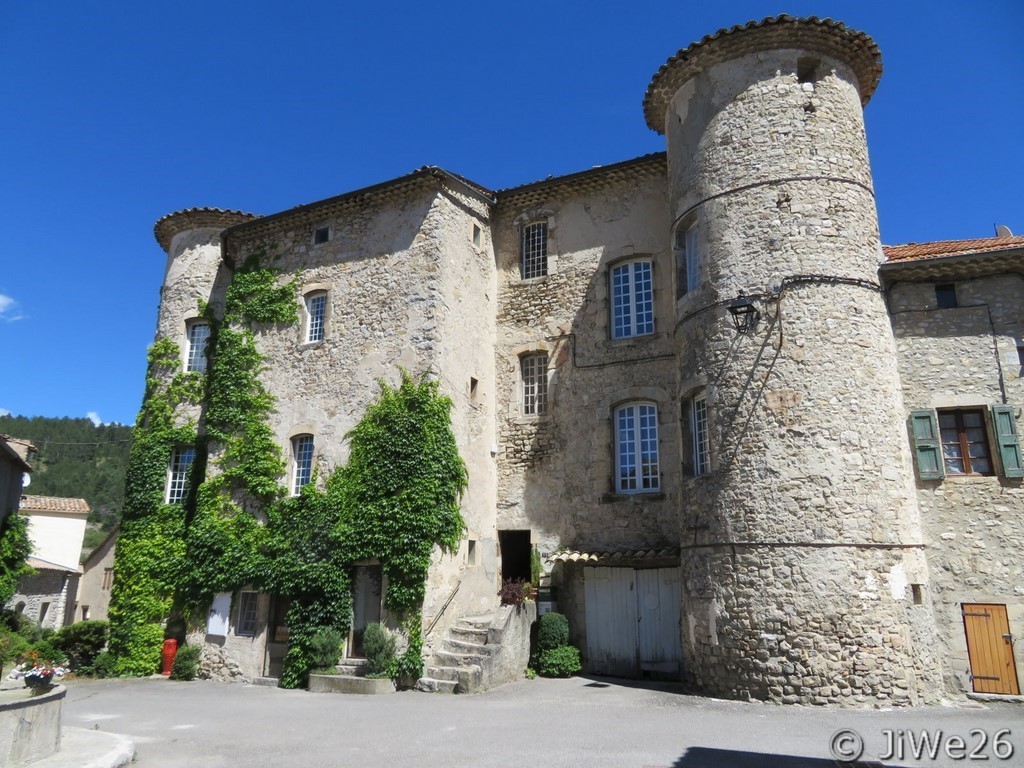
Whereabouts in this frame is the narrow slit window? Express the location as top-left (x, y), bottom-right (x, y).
top-left (692, 393), bottom-right (710, 476)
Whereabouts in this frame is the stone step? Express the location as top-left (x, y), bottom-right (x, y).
top-left (450, 625), bottom-right (489, 643)
top-left (336, 660), bottom-right (369, 677)
top-left (415, 676), bottom-right (458, 693)
top-left (425, 665), bottom-right (462, 682)
top-left (443, 638), bottom-right (498, 656)
top-left (457, 614), bottom-right (494, 629)
top-left (436, 649), bottom-right (489, 667)
top-left (251, 676), bottom-right (279, 687)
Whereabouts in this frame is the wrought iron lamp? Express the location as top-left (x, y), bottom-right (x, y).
top-left (727, 291), bottom-right (760, 333)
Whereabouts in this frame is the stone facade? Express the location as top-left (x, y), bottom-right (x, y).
top-left (142, 15), bottom-right (1024, 703)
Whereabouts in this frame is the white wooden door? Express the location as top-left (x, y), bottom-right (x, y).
top-left (584, 566), bottom-right (681, 679)
top-left (636, 568), bottom-right (681, 675)
top-left (585, 567), bottom-right (639, 677)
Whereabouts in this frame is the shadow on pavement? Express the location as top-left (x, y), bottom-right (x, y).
top-left (668, 746), bottom-right (881, 767)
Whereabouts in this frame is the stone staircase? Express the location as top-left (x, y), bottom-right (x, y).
top-left (416, 614), bottom-right (496, 693)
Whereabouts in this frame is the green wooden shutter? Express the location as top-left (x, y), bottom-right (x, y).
top-left (990, 405), bottom-right (1024, 478)
top-left (910, 410), bottom-right (944, 480)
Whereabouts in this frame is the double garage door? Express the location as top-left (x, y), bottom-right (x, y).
top-left (583, 566), bottom-right (682, 679)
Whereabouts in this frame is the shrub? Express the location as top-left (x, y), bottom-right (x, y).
top-left (29, 639), bottom-right (67, 666)
top-left (307, 627), bottom-right (344, 672)
top-left (0, 631), bottom-right (30, 667)
top-left (537, 612), bottom-right (569, 651)
top-left (91, 651), bottom-right (117, 678)
top-left (54, 621), bottom-right (109, 671)
top-left (530, 547), bottom-right (542, 589)
top-left (169, 644), bottom-right (202, 681)
top-left (362, 623), bottom-right (396, 678)
top-left (499, 578), bottom-right (528, 606)
top-left (536, 645), bottom-right (581, 678)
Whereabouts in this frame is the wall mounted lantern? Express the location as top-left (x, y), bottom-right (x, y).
top-left (728, 291), bottom-right (760, 334)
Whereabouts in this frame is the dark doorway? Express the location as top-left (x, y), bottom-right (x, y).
top-left (264, 595), bottom-right (290, 678)
top-left (349, 564), bottom-right (383, 657)
top-left (498, 529), bottom-right (532, 582)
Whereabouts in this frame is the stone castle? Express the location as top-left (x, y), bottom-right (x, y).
top-left (146, 16), bottom-right (1023, 703)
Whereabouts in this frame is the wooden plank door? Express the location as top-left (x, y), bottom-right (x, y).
top-left (584, 567), bottom-right (639, 677)
top-left (962, 603), bottom-right (1020, 695)
top-left (636, 568), bottom-right (682, 677)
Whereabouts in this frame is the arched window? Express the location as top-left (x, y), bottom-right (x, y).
top-left (614, 402), bottom-right (660, 493)
top-left (611, 259), bottom-right (654, 339)
top-left (304, 291), bottom-right (328, 343)
top-left (520, 353), bottom-right (549, 416)
top-left (291, 434), bottom-right (314, 495)
top-left (185, 320), bottom-right (211, 373)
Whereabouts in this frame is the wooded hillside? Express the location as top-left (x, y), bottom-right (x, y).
top-left (0, 415), bottom-right (132, 532)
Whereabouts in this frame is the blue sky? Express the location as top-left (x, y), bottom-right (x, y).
top-left (1, 1), bottom-right (1021, 425)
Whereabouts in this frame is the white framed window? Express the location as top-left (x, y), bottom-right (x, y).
top-left (305, 291), bottom-right (327, 343)
top-left (167, 445), bottom-right (196, 504)
top-left (521, 353), bottom-right (548, 416)
top-left (186, 321), bottom-right (211, 373)
top-left (614, 402), bottom-right (660, 493)
top-left (236, 591), bottom-right (259, 637)
top-left (291, 434), bottom-right (314, 495)
top-left (675, 221), bottom-right (700, 299)
top-left (520, 222), bottom-right (548, 279)
top-left (692, 393), bottom-right (710, 476)
top-left (611, 260), bottom-right (654, 339)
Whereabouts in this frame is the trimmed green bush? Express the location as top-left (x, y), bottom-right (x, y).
top-left (307, 627), bottom-right (344, 672)
top-left (362, 623), bottom-right (396, 678)
top-left (91, 651), bottom-right (116, 678)
top-left (29, 639), bottom-right (67, 666)
top-left (169, 644), bottom-right (202, 681)
top-left (536, 645), bottom-right (581, 678)
top-left (54, 620), bottom-right (109, 671)
top-left (537, 612), bottom-right (569, 651)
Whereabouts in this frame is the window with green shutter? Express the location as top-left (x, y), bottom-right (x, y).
top-left (990, 404), bottom-right (1024, 478)
top-left (910, 410), bottom-right (944, 480)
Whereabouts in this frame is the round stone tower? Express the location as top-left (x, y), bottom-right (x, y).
top-left (153, 207), bottom-right (257, 342)
top-left (644, 17), bottom-right (943, 705)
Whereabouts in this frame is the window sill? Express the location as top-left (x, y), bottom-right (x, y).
top-left (601, 492), bottom-right (665, 503)
top-left (299, 340), bottom-right (327, 351)
top-left (517, 274), bottom-right (550, 284)
top-left (512, 415), bottom-right (551, 426)
top-left (609, 331), bottom-right (662, 345)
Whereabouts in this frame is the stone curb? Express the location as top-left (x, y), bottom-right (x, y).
top-left (27, 727), bottom-right (134, 768)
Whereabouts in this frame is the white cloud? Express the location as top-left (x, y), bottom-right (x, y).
top-left (0, 408), bottom-right (9, 417)
top-left (87, 411), bottom-right (102, 427)
top-left (0, 294), bottom-right (24, 322)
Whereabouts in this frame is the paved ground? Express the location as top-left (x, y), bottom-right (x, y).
top-left (63, 676), bottom-right (1023, 768)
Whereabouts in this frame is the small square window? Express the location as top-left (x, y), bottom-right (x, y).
top-left (935, 283), bottom-right (957, 309)
top-left (314, 226), bottom-right (330, 245)
top-left (521, 222), bottom-right (548, 279)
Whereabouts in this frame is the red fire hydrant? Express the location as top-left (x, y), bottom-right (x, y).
top-left (161, 638), bottom-right (178, 675)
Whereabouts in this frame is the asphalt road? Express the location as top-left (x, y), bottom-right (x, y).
top-left (63, 676), bottom-right (1023, 768)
